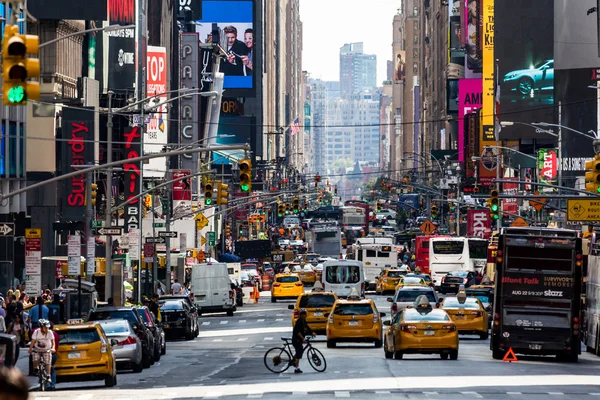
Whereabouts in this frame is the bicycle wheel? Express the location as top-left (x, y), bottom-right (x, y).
top-left (307, 347), bottom-right (327, 372)
top-left (264, 347), bottom-right (292, 373)
top-left (38, 366), bottom-right (46, 391)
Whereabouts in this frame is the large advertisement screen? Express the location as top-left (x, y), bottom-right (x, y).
top-left (555, 0), bottom-right (600, 70)
top-left (496, 0), bottom-right (555, 137)
top-left (107, 0), bottom-right (136, 91)
top-left (195, 0), bottom-right (254, 93)
top-left (464, 0), bottom-right (482, 76)
top-left (28, 0), bottom-right (107, 20)
top-left (211, 116), bottom-right (255, 165)
top-left (458, 79), bottom-right (482, 163)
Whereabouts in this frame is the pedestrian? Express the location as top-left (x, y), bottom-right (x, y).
top-left (181, 284), bottom-right (189, 296)
top-left (291, 309), bottom-right (315, 374)
top-left (6, 314), bottom-right (24, 365)
top-left (29, 297), bottom-right (49, 331)
top-left (0, 310), bottom-right (5, 333)
top-left (149, 295), bottom-right (161, 322)
top-left (171, 279), bottom-right (182, 294)
top-left (0, 366), bottom-right (30, 400)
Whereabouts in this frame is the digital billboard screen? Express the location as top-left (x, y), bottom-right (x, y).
top-left (496, 0), bottom-right (555, 138)
top-left (211, 116), bottom-right (255, 165)
top-left (195, 0), bottom-right (254, 93)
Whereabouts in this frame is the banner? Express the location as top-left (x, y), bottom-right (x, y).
top-left (172, 170), bottom-right (193, 220)
top-left (464, 0), bottom-right (482, 75)
top-left (61, 108), bottom-right (95, 222)
top-left (467, 209), bottom-right (491, 239)
top-left (481, 0), bottom-right (494, 139)
top-left (537, 148), bottom-right (558, 191)
top-left (144, 46), bottom-right (168, 178)
top-left (123, 126), bottom-right (142, 232)
top-left (458, 79), bottom-right (482, 162)
top-left (180, 33), bottom-right (200, 194)
top-left (107, 0), bottom-right (135, 91)
top-left (502, 177), bottom-right (519, 215)
top-left (501, 272), bottom-right (575, 300)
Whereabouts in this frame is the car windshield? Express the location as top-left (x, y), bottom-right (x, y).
top-left (277, 276), bottom-right (299, 283)
top-left (395, 290), bottom-right (436, 303)
top-left (443, 298), bottom-right (481, 309)
top-left (159, 301), bottom-right (185, 311)
top-left (403, 309), bottom-right (450, 322)
top-left (89, 310), bottom-right (138, 326)
top-left (333, 304), bottom-right (374, 316)
top-left (404, 277), bottom-right (423, 284)
top-left (299, 294), bottom-right (336, 308)
top-left (242, 265), bottom-right (257, 270)
top-left (98, 321), bottom-right (130, 334)
top-left (59, 328), bottom-right (101, 345)
top-left (387, 271), bottom-right (402, 278)
top-left (408, 274), bottom-right (431, 282)
top-left (303, 266), bottom-right (313, 271)
top-left (325, 265), bottom-right (361, 284)
top-left (467, 292), bottom-right (492, 303)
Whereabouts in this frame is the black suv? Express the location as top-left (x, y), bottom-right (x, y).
top-left (440, 271), bottom-right (476, 294)
top-left (159, 295), bottom-right (199, 336)
top-left (159, 299), bottom-right (197, 340)
top-left (88, 307), bottom-right (155, 368)
top-left (136, 306), bottom-right (166, 360)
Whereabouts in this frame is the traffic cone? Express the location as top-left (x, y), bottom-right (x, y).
top-left (253, 285), bottom-right (259, 303)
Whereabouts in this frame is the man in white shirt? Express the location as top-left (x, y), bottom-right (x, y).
top-left (28, 319), bottom-right (54, 378)
top-left (171, 279), bottom-right (182, 294)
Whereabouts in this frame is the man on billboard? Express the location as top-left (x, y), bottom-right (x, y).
top-left (395, 53), bottom-right (405, 82)
top-left (222, 25), bottom-right (249, 76)
top-left (241, 28), bottom-right (253, 75)
top-left (467, 0), bottom-right (482, 71)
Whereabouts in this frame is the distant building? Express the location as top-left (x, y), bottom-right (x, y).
top-left (339, 42), bottom-right (377, 99)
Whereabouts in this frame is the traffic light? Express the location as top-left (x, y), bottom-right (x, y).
top-left (2, 25), bottom-right (40, 105)
top-left (204, 181), bottom-right (214, 205)
top-left (585, 156), bottom-right (600, 194)
top-left (490, 189), bottom-right (500, 220)
top-left (292, 197), bottom-right (299, 214)
top-left (334, 186), bottom-right (338, 195)
top-left (432, 204), bottom-right (438, 219)
top-left (90, 183), bottom-right (98, 206)
top-left (239, 158), bottom-right (252, 192)
top-left (225, 225), bottom-right (232, 237)
top-left (217, 182), bottom-right (229, 206)
top-left (381, 180), bottom-right (386, 190)
top-left (376, 202), bottom-right (381, 212)
top-left (318, 196), bottom-right (323, 203)
top-left (277, 202), bottom-right (285, 217)
top-left (285, 202), bottom-right (290, 214)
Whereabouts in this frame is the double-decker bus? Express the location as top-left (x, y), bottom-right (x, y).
top-left (353, 235), bottom-right (397, 290)
top-left (585, 234), bottom-right (600, 356)
top-left (344, 200), bottom-right (370, 235)
top-left (491, 227), bottom-right (582, 362)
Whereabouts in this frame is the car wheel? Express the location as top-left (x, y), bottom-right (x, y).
top-left (133, 359), bottom-right (144, 373)
top-left (154, 344), bottom-right (161, 362)
top-left (374, 339), bottom-right (383, 348)
top-left (492, 348), bottom-right (504, 360)
top-left (271, 297), bottom-right (276, 303)
top-left (450, 350), bottom-right (458, 360)
top-left (440, 353), bottom-right (449, 360)
top-left (161, 341), bottom-right (166, 355)
top-left (479, 331), bottom-right (489, 340)
top-left (226, 310), bottom-right (234, 317)
top-left (327, 340), bottom-right (336, 348)
top-left (105, 374), bottom-right (116, 387)
top-left (440, 289), bottom-right (446, 295)
top-left (142, 351), bottom-right (152, 368)
top-left (394, 351), bottom-right (403, 360)
top-left (518, 77), bottom-right (534, 95)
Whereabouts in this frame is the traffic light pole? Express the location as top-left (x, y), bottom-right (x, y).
top-left (86, 168), bottom-right (94, 281)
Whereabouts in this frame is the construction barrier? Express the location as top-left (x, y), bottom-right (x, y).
top-left (261, 275), bottom-right (271, 291)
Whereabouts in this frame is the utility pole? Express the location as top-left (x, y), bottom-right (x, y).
top-left (165, 161), bottom-right (172, 292)
top-left (105, 91), bottom-right (114, 301)
top-left (557, 101), bottom-right (563, 228)
top-left (85, 167), bottom-right (94, 281)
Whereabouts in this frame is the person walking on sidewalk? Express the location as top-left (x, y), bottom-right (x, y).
top-left (29, 297), bottom-right (49, 331)
top-left (6, 314), bottom-right (24, 366)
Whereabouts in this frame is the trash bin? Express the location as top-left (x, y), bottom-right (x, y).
top-left (0, 333), bottom-right (18, 367)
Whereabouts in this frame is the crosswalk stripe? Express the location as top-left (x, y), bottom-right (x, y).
top-left (507, 392), bottom-right (522, 395)
top-left (237, 338), bottom-right (248, 341)
top-left (375, 391), bottom-right (391, 395)
top-left (423, 392), bottom-right (438, 395)
top-left (264, 337), bottom-right (274, 341)
top-left (239, 320), bottom-right (247, 323)
top-left (292, 392), bottom-right (308, 396)
top-left (76, 395), bottom-right (94, 400)
top-left (204, 392), bottom-right (223, 399)
top-left (275, 318), bottom-right (283, 322)
top-left (548, 393), bottom-right (564, 396)
top-left (213, 339), bottom-right (223, 342)
top-left (335, 391), bottom-right (350, 398)
top-left (202, 321), bottom-right (210, 325)
top-left (257, 319), bottom-right (265, 322)
top-left (461, 392), bottom-right (483, 398)
top-left (247, 393), bottom-right (263, 398)
top-left (276, 314), bottom-right (285, 316)
top-left (220, 321), bottom-right (228, 325)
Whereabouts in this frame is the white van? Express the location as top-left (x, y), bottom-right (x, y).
top-left (191, 262), bottom-right (236, 316)
top-left (322, 260), bottom-right (365, 298)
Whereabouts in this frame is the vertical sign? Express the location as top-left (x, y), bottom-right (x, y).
top-left (122, 126), bottom-right (142, 233)
top-left (537, 149), bottom-right (558, 191)
top-left (61, 108), bottom-right (95, 221)
top-left (135, 0), bottom-right (148, 109)
top-left (68, 234), bottom-right (81, 276)
top-left (25, 229), bottom-right (42, 294)
top-left (87, 236), bottom-right (96, 276)
top-left (180, 33), bottom-right (200, 194)
top-left (129, 229), bottom-right (140, 260)
top-left (481, 0), bottom-right (494, 139)
top-left (467, 209), bottom-right (491, 239)
top-left (145, 46), bottom-right (168, 178)
top-left (458, 79), bottom-right (482, 162)
top-left (502, 177), bottom-right (519, 215)
top-left (180, 233), bottom-right (187, 252)
top-left (107, 0), bottom-right (135, 90)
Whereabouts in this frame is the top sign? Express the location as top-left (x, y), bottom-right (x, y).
top-left (567, 198), bottom-right (600, 221)
top-left (25, 228), bottom-right (41, 239)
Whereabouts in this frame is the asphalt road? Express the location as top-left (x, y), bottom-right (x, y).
top-left (26, 291), bottom-right (600, 400)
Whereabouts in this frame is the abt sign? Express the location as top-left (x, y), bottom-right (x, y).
top-left (467, 210), bottom-right (491, 239)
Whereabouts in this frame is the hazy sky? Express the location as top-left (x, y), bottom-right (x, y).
top-left (300, 0), bottom-right (401, 83)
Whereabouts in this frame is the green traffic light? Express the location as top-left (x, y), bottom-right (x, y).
top-left (492, 214), bottom-right (499, 220)
top-left (597, 187), bottom-right (600, 194)
top-left (205, 198), bottom-right (212, 205)
top-left (278, 213), bottom-right (283, 217)
top-left (241, 183), bottom-right (249, 192)
top-left (7, 86), bottom-right (25, 103)
top-left (491, 204), bottom-right (499, 211)
top-left (293, 209), bottom-right (298, 214)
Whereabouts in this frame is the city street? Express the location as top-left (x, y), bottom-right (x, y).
top-left (24, 292), bottom-right (600, 400)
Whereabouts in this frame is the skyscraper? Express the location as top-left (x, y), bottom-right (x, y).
top-left (339, 42), bottom-right (377, 98)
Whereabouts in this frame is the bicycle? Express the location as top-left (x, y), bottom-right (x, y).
top-left (264, 337), bottom-right (326, 373)
top-left (34, 350), bottom-right (52, 391)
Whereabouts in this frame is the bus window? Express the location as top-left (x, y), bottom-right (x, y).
top-left (432, 241), bottom-right (464, 254)
top-left (366, 249), bottom-right (377, 258)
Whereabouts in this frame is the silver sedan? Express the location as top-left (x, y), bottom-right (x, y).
top-left (98, 319), bottom-right (144, 373)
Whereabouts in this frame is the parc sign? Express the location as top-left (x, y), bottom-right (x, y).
top-left (467, 209), bottom-right (491, 239)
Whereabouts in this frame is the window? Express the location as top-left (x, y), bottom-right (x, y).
top-left (299, 295), bottom-right (336, 308)
top-left (99, 322), bottom-right (130, 335)
top-left (413, 5), bottom-right (419, 16)
top-left (325, 265), bottom-right (361, 284)
top-left (333, 304), bottom-right (374, 316)
top-left (159, 301), bottom-right (185, 311)
top-left (366, 249), bottom-right (377, 257)
top-left (59, 329), bottom-right (101, 345)
top-left (394, 289), bottom-right (436, 303)
top-left (277, 276), bottom-right (299, 283)
top-left (403, 309), bottom-right (450, 322)
top-left (442, 298), bottom-right (481, 309)
top-left (413, 62), bottom-right (418, 74)
top-left (432, 240), bottom-right (464, 254)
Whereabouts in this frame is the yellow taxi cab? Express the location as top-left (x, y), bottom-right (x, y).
top-left (326, 288), bottom-right (385, 348)
top-left (288, 282), bottom-right (337, 335)
top-left (271, 273), bottom-right (304, 303)
top-left (375, 267), bottom-right (404, 295)
top-left (441, 290), bottom-right (489, 339)
top-left (54, 321), bottom-right (118, 387)
top-left (383, 295), bottom-right (459, 360)
top-left (395, 276), bottom-right (428, 291)
top-left (298, 264), bottom-right (317, 285)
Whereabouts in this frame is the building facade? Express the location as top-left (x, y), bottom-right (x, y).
top-left (339, 42), bottom-right (377, 99)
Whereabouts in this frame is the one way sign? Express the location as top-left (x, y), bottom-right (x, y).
top-left (145, 237), bottom-right (166, 244)
top-left (158, 231), bottom-right (177, 238)
top-left (0, 223), bottom-right (14, 236)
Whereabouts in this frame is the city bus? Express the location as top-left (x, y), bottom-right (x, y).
top-left (429, 237), bottom-right (470, 287)
top-left (468, 237), bottom-right (489, 272)
top-left (491, 227), bottom-right (582, 362)
top-left (585, 234), bottom-right (600, 356)
top-left (344, 200), bottom-right (370, 235)
top-left (353, 235), bottom-right (397, 290)
top-left (412, 235), bottom-right (450, 274)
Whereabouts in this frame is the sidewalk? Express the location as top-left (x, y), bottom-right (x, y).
top-left (13, 347), bottom-right (39, 389)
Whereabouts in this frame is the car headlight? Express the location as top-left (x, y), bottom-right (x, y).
top-left (505, 73), bottom-right (516, 80)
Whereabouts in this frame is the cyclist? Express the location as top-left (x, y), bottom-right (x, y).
top-left (291, 309), bottom-right (315, 374)
top-left (28, 318), bottom-right (54, 380)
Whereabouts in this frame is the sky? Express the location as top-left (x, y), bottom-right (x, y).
top-left (300, 0), bottom-right (401, 84)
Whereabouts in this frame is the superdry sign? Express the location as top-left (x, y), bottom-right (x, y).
top-left (122, 126), bottom-right (142, 232)
top-left (61, 108), bottom-right (95, 222)
top-left (501, 272), bottom-right (575, 300)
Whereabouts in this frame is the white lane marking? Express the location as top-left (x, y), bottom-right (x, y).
top-left (202, 321), bottom-right (210, 325)
top-left (237, 338), bottom-right (248, 341)
top-left (198, 327), bottom-right (290, 338)
top-left (292, 392), bottom-right (308, 396)
top-left (231, 307), bottom-right (280, 314)
top-left (334, 391), bottom-right (350, 398)
top-left (461, 392), bottom-right (483, 398)
top-left (548, 393), bottom-right (564, 396)
top-left (239, 320), bottom-right (247, 323)
top-left (506, 392), bottom-right (522, 395)
top-left (76, 395), bottom-right (94, 400)
top-left (213, 339), bottom-right (223, 342)
top-left (257, 319), bottom-right (265, 322)
top-left (153, 385), bottom-right (167, 388)
top-left (220, 321), bottom-right (228, 325)
top-left (275, 318), bottom-right (283, 322)
top-left (276, 314), bottom-right (285, 316)
top-left (247, 393), bottom-right (263, 398)
top-left (264, 337), bottom-right (274, 341)
top-left (590, 394), bottom-right (600, 396)
top-left (423, 392), bottom-right (438, 395)
top-left (204, 392), bottom-right (223, 399)
top-left (375, 391), bottom-right (391, 394)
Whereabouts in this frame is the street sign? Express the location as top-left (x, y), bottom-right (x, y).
top-left (153, 222), bottom-right (165, 228)
top-left (158, 231), bottom-right (178, 238)
top-left (144, 243), bottom-right (154, 258)
top-left (419, 220), bottom-right (435, 235)
top-left (67, 234), bottom-right (81, 275)
top-left (92, 220), bottom-right (103, 228)
top-left (200, 235), bottom-right (207, 246)
top-left (530, 191), bottom-right (547, 213)
top-left (195, 213), bottom-right (209, 229)
top-left (208, 231), bottom-right (216, 247)
top-left (97, 227), bottom-right (123, 236)
top-left (145, 237), bottom-right (166, 244)
top-left (0, 223), bottom-right (14, 236)
top-left (567, 198), bottom-right (600, 221)
top-left (86, 236), bottom-right (95, 276)
top-left (511, 217), bottom-right (529, 227)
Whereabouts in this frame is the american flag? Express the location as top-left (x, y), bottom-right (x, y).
top-left (290, 118), bottom-right (300, 136)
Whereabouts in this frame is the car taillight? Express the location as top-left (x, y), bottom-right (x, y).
top-left (441, 276), bottom-right (445, 283)
top-left (463, 278), bottom-right (468, 283)
top-left (401, 325), bottom-right (416, 332)
top-left (119, 336), bottom-right (137, 346)
top-left (295, 282), bottom-right (303, 286)
top-left (273, 283), bottom-right (281, 287)
top-left (391, 303), bottom-right (398, 314)
top-left (293, 310), bottom-right (299, 319)
top-left (328, 315), bottom-right (334, 324)
top-left (373, 314), bottom-right (379, 323)
top-left (442, 324), bottom-right (456, 332)
top-left (470, 311), bottom-right (482, 317)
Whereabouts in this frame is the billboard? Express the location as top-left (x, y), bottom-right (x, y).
top-left (27, 0), bottom-right (107, 20)
top-left (180, 34), bottom-right (200, 194)
top-left (145, 46), bottom-right (168, 178)
top-left (481, 0), bottom-right (494, 140)
top-left (195, 0), bottom-right (254, 94)
top-left (458, 79), bottom-right (482, 163)
top-left (555, 0), bottom-right (600, 70)
top-left (448, 1), bottom-right (465, 80)
top-left (172, 170), bottom-right (192, 220)
top-left (211, 116), bottom-right (255, 165)
top-left (122, 126), bottom-right (142, 233)
top-left (61, 108), bottom-right (95, 222)
top-left (107, 0), bottom-right (136, 91)
top-left (496, 0), bottom-right (555, 137)
top-left (467, 209), bottom-right (491, 239)
top-left (464, 0), bottom-right (482, 75)
top-left (394, 51), bottom-right (406, 83)
top-left (502, 177), bottom-right (519, 215)
top-left (537, 148), bottom-right (558, 190)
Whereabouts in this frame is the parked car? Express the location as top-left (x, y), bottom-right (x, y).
top-left (136, 306), bottom-right (166, 359)
top-left (97, 320), bottom-right (144, 373)
top-left (159, 294), bottom-right (199, 336)
top-left (88, 307), bottom-right (154, 368)
top-left (159, 299), bottom-right (197, 340)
